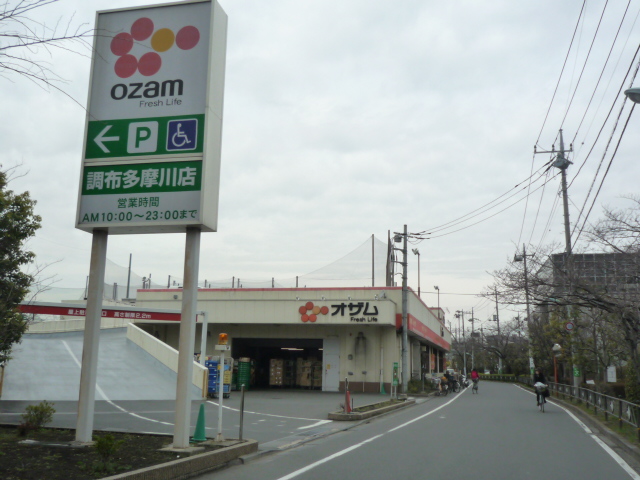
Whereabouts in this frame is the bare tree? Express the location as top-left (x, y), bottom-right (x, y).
top-left (1, 0), bottom-right (92, 91)
top-left (485, 196), bottom-right (640, 388)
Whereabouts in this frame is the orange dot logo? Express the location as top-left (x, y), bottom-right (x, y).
top-left (110, 18), bottom-right (200, 78)
top-left (299, 301), bottom-right (329, 322)
top-left (151, 28), bottom-right (175, 52)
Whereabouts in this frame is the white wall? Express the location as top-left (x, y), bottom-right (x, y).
top-left (126, 323), bottom-right (207, 396)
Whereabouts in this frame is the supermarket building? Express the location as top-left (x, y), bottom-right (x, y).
top-left (132, 286), bottom-right (451, 393)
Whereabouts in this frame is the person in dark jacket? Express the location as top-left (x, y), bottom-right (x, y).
top-left (533, 368), bottom-right (547, 405)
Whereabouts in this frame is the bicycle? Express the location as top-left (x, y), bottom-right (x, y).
top-left (472, 378), bottom-right (479, 394)
top-left (534, 383), bottom-right (547, 412)
top-left (431, 377), bottom-right (449, 396)
top-left (450, 378), bottom-right (460, 393)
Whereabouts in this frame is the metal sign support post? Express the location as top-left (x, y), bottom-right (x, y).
top-left (173, 228), bottom-right (201, 449)
top-left (75, 230), bottom-right (108, 443)
top-left (199, 311), bottom-right (208, 366)
top-left (215, 346), bottom-right (227, 442)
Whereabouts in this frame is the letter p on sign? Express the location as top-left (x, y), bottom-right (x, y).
top-left (128, 121), bottom-right (158, 153)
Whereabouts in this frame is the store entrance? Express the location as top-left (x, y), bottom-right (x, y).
top-left (232, 338), bottom-right (323, 389)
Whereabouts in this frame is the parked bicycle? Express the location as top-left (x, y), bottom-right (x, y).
top-left (449, 378), bottom-right (460, 393)
top-left (431, 376), bottom-right (449, 396)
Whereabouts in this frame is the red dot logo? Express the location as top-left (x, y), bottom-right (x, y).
top-left (131, 17), bottom-right (154, 41)
top-left (114, 55), bottom-right (138, 79)
top-left (299, 301), bottom-right (329, 322)
top-left (176, 26), bottom-right (200, 50)
top-left (110, 18), bottom-right (200, 78)
top-left (138, 52), bottom-right (162, 76)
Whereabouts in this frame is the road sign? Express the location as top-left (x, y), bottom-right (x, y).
top-left (76, 0), bottom-right (227, 234)
top-left (85, 115), bottom-right (204, 159)
top-left (565, 322), bottom-right (575, 332)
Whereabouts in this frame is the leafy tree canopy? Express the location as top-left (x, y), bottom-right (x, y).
top-left (0, 168), bottom-right (41, 364)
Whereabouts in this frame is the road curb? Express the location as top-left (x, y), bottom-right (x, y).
top-left (100, 439), bottom-right (258, 480)
top-left (548, 393), bottom-right (640, 461)
top-left (327, 398), bottom-right (416, 421)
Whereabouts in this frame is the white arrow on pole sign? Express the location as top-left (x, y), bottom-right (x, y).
top-left (94, 125), bottom-right (120, 153)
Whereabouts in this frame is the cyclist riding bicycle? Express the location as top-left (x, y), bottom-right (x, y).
top-left (533, 368), bottom-right (548, 405)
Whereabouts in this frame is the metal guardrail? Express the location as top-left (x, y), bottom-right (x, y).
top-left (480, 374), bottom-right (640, 441)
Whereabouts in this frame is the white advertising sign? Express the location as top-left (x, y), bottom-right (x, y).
top-left (76, 0), bottom-right (227, 234)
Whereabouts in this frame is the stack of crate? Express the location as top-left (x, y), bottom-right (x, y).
top-left (311, 361), bottom-right (322, 388)
top-left (298, 360), bottom-right (312, 387)
top-left (269, 358), bottom-right (284, 386)
top-left (284, 359), bottom-right (296, 387)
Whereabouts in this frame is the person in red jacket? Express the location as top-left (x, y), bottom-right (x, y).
top-left (471, 369), bottom-right (480, 393)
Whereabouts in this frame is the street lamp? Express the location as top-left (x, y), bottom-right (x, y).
top-left (434, 285), bottom-right (440, 316)
top-left (412, 248), bottom-right (420, 298)
top-left (552, 343), bottom-right (562, 383)
top-left (625, 88), bottom-right (640, 103)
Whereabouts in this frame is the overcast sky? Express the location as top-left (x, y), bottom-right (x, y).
top-left (5, 0), bottom-right (640, 328)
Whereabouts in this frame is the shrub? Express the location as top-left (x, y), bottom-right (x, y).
top-left (94, 434), bottom-right (124, 461)
top-left (624, 364), bottom-right (640, 404)
top-left (19, 400), bottom-right (55, 435)
top-left (92, 434), bottom-right (125, 475)
top-left (407, 379), bottom-right (422, 393)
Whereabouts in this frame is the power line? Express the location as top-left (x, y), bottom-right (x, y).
top-left (426, 172), bottom-right (561, 240)
top-left (422, 161), bottom-right (555, 236)
top-left (571, 0), bottom-right (631, 144)
top-left (536, 0), bottom-right (587, 146)
top-left (560, 0), bottom-right (610, 130)
top-left (572, 103), bottom-right (636, 249)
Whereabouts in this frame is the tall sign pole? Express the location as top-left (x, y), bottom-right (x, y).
top-left (75, 0), bottom-right (227, 446)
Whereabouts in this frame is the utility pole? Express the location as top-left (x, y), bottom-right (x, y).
top-left (393, 226), bottom-right (410, 393)
top-left (470, 307), bottom-right (475, 370)
top-left (456, 309), bottom-right (472, 376)
top-left (494, 288), bottom-right (502, 374)
top-left (401, 225), bottom-right (409, 394)
top-left (514, 246), bottom-right (535, 378)
top-left (126, 253), bottom-right (132, 299)
top-left (534, 129), bottom-right (572, 252)
top-left (535, 129), bottom-right (579, 388)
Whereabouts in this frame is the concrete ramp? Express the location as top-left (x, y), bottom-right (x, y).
top-left (2, 328), bottom-right (201, 401)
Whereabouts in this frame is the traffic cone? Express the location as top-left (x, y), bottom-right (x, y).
top-left (345, 390), bottom-right (352, 413)
top-left (192, 404), bottom-right (207, 442)
top-left (380, 383), bottom-right (386, 395)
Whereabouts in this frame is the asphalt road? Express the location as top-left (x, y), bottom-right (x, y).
top-left (195, 382), bottom-right (640, 480)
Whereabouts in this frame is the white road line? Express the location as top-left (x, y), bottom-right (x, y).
top-left (60, 342), bottom-right (332, 433)
top-left (62, 340), bottom-right (175, 427)
top-left (205, 400), bottom-right (331, 425)
top-left (277, 434), bottom-right (383, 480)
top-left (276, 389), bottom-right (468, 480)
top-left (515, 384), bottom-right (640, 479)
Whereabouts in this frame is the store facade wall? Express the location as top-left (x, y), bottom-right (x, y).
top-left (133, 287), bottom-right (451, 393)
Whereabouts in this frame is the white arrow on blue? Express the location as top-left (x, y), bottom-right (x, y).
top-left (94, 125), bottom-right (120, 153)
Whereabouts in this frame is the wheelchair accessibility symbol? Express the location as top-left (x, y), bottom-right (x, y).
top-left (167, 119), bottom-right (198, 151)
